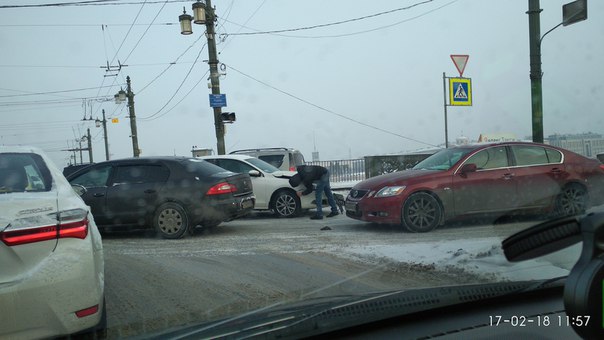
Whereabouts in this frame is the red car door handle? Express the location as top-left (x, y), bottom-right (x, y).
top-left (502, 173), bottom-right (514, 180)
top-left (550, 168), bottom-right (563, 174)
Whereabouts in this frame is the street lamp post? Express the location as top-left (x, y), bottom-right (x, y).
top-left (179, 0), bottom-right (226, 155)
top-left (527, 0), bottom-right (588, 144)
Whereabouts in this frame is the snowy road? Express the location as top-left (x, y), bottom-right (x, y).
top-left (100, 213), bottom-right (557, 338)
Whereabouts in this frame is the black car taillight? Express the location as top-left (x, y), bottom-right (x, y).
top-left (0, 209), bottom-right (89, 246)
top-left (206, 182), bottom-right (237, 195)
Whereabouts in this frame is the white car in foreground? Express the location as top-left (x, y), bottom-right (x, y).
top-left (0, 146), bottom-right (105, 339)
top-left (201, 155), bottom-right (323, 217)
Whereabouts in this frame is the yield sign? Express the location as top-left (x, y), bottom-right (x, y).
top-left (450, 54), bottom-right (469, 77)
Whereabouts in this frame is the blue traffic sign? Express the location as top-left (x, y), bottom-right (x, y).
top-left (448, 78), bottom-right (472, 106)
top-left (209, 94), bottom-right (227, 107)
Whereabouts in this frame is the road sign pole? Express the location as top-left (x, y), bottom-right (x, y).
top-left (443, 72), bottom-right (449, 148)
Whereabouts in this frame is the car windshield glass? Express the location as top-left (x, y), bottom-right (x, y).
top-left (257, 154), bottom-right (285, 168)
top-left (412, 148), bottom-right (475, 171)
top-left (0, 153), bottom-right (52, 193)
top-left (246, 157), bottom-right (281, 173)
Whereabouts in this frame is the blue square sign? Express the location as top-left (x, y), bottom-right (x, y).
top-left (209, 94), bottom-right (227, 108)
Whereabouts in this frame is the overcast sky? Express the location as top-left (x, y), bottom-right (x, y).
top-left (1, 0), bottom-right (602, 167)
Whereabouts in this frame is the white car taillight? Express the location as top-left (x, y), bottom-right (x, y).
top-left (0, 208), bottom-right (89, 246)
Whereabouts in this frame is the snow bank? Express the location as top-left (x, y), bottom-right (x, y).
top-left (339, 237), bottom-right (582, 282)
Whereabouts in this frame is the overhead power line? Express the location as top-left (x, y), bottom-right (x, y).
top-left (0, 22), bottom-right (176, 27)
top-left (123, 0), bottom-right (168, 63)
top-left (223, 0), bottom-right (435, 36)
top-left (0, 85), bottom-right (123, 98)
top-left (138, 42), bottom-right (208, 120)
top-left (0, 0), bottom-right (187, 9)
top-left (225, 63), bottom-right (438, 148)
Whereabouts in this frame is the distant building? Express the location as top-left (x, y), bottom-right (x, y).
top-left (455, 136), bottom-right (470, 145)
top-left (191, 146), bottom-right (213, 157)
top-left (546, 133), bottom-right (604, 158)
top-left (477, 133), bottom-right (518, 143)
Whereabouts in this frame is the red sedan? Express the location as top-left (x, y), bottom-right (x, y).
top-left (345, 142), bottom-right (604, 232)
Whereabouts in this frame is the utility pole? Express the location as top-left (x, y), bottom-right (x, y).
top-left (204, 0), bottom-right (225, 155)
top-left (101, 109), bottom-right (109, 160)
top-left (78, 139), bottom-right (83, 164)
top-left (179, 1), bottom-right (227, 154)
top-left (527, 0), bottom-right (544, 143)
top-left (87, 128), bottom-right (93, 163)
top-left (64, 139), bottom-right (91, 165)
top-left (126, 76), bottom-right (141, 157)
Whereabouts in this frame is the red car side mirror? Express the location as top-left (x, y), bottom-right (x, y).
top-left (460, 163), bottom-right (477, 174)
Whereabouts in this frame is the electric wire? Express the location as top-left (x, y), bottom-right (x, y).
top-left (138, 69), bottom-right (208, 122)
top-left (123, 0), bottom-right (168, 64)
top-left (219, 0), bottom-right (267, 52)
top-left (0, 0), bottom-right (188, 9)
top-left (137, 34), bottom-right (205, 94)
top-left (108, 0), bottom-right (147, 67)
top-left (0, 23), bottom-right (176, 27)
top-left (0, 85), bottom-right (123, 98)
top-left (275, 0), bottom-right (459, 39)
top-left (138, 41), bottom-right (208, 120)
top-left (222, 0), bottom-right (434, 36)
top-left (225, 63), bottom-right (438, 148)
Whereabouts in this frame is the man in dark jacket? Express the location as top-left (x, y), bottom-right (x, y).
top-left (289, 165), bottom-right (339, 220)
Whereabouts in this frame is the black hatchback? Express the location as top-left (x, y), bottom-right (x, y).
top-left (66, 157), bottom-right (255, 239)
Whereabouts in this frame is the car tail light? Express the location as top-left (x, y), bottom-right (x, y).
top-left (206, 182), bottom-right (237, 195)
top-left (0, 209), bottom-right (89, 246)
top-left (289, 166), bottom-right (296, 171)
top-left (0, 225), bottom-right (58, 246)
top-left (600, 164), bottom-right (604, 171)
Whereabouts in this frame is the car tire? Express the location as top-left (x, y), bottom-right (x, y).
top-left (553, 183), bottom-right (587, 217)
top-left (272, 190), bottom-right (301, 218)
top-left (402, 192), bottom-right (442, 233)
top-left (153, 202), bottom-right (189, 239)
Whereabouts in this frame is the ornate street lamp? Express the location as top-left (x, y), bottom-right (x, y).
top-left (192, 1), bottom-right (207, 24)
top-left (114, 88), bottom-right (126, 104)
top-left (179, 7), bottom-right (193, 35)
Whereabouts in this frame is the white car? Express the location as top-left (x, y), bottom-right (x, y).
top-left (200, 155), bottom-right (319, 217)
top-left (0, 146), bottom-right (105, 339)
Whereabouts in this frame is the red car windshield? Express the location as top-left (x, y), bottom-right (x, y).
top-left (412, 147), bottom-right (475, 171)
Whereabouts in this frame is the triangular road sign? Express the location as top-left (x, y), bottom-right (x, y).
top-left (450, 55), bottom-right (469, 77)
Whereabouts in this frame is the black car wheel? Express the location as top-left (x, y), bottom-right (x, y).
top-left (154, 202), bottom-right (189, 239)
top-left (272, 190), bottom-right (301, 217)
top-left (554, 183), bottom-right (587, 217)
top-left (402, 192), bottom-right (442, 233)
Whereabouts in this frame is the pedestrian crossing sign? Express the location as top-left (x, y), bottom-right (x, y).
top-left (449, 78), bottom-right (472, 106)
